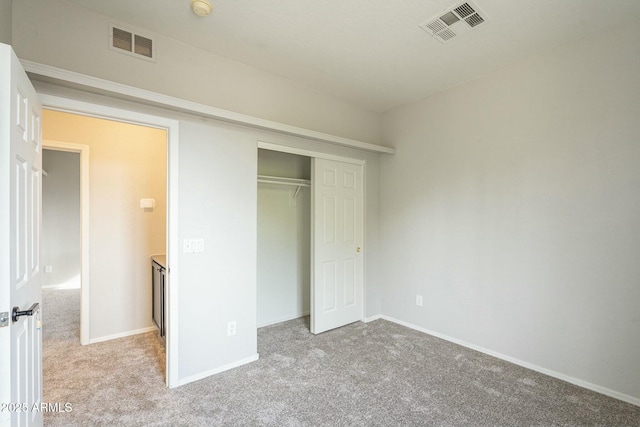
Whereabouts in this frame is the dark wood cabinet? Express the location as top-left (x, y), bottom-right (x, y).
top-left (151, 257), bottom-right (166, 338)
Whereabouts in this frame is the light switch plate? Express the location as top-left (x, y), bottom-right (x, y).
top-left (183, 238), bottom-right (204, 253)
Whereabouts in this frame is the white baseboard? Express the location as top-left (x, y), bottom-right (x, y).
top-left (363, 314), bottom-right (384, 323)
top-left (377, 315), bottom-right (640, 408)
top-left (258, 312), bottom-right (310, 328)
top-left (42, 284), bottom-right (81, 290)
top-left (88, 326), bottom-right (156, 344)
top-left (178, 354), bottom-right (260, 387)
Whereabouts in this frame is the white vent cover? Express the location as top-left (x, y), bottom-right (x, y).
top-left (109, 24), bottom-right (155, 61)
top-left (420, 1), bottom-right (487, 44)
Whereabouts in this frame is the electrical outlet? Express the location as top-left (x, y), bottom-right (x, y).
top-left (416, 295), bottom-right (423, 307)
top-left (227, 321), bottom-right (237, 336)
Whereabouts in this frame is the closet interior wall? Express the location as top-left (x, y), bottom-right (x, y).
top-left (257, 149), bottom-right (311, 327)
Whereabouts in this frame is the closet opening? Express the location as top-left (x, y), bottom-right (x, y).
top-left (257, 149), bottom-right (311, 329)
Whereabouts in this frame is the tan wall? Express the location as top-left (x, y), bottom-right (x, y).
top-left (43, 109), bottom-right (166, 341)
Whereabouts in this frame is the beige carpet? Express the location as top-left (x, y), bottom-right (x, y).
top-left (42, 288), bottom-right (640, 426)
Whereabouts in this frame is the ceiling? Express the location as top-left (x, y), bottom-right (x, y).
top-left (64, 0), bottom-right (640, 113)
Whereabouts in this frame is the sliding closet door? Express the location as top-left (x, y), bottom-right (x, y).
top-left (311, 158), bottom-right (363, 334)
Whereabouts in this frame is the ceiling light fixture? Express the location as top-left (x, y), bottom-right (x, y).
top-left (191, 0), bottom-right (212, 17)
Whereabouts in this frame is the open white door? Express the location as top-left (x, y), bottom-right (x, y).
top-left (311, 158), bottom-right (364, 334)
top-left (0, 44), bottom-right (43, 427)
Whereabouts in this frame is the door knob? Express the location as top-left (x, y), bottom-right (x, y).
top-left (0, 312), bottom-right (8, 327)
top-left (12, 303), bottom-right (39, 323)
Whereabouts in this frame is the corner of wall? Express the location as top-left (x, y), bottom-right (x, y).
top-left (0, 0), bottom-right (12, 45)
top-left (11, 0), bottom-right (383, 145)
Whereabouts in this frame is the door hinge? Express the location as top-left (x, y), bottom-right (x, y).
top-left (0, 312), bottom-right (9, 327)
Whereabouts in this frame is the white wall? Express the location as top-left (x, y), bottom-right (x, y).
top-left (43, 110), bottom-right (167, 341)
top-left (42, 149), bottom-right (80, 289)
top-left (380, 23), bottom-right (640, 402)
top-left (175, 119), bottom-right (258, 381)
top-left (257, 150), bottom-right (310, 327)
top-left (0, 0), bottom-right (10, 44)
top-left (11, 0), bottom-right (382, 144)
top-left (175, 117), bottom-right (383, 382)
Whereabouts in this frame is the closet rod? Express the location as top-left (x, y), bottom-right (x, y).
top-left (257, 175), bottom-right (310, 187)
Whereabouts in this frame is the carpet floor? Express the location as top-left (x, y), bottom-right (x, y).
top-left (42, 288), bottom-right (640, 426)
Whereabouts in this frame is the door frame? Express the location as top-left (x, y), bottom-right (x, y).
top-left (41, 140), bottom-right (90, 345)
top-left (257, 140), bottom-right (367, 327)
top-left (39, 93), bottom-right (180, 388)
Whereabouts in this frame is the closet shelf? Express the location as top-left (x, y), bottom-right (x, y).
top-left (257, 175), bottom-right (310, 200)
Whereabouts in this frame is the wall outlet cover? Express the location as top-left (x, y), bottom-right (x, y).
top-left (227, 321), bottom-right (237, 336)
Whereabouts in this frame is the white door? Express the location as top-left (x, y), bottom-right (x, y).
top-left (0, 44), bottom-right (43, 427)
top-left (311, 158), bottom-right (364, 334)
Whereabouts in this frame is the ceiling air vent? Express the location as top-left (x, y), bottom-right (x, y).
top-left (420, 1), bottom-right (488, 44)
top-left (109, 24), bottom-right (155, 61)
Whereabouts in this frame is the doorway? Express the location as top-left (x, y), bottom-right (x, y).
top-left (38, 94), bottom-right (180, 387)
top-left (41, 109), bottom-right (169, 386)
top-left (257, 149), bottom-right (311, 327)
top-left (257, 142), bottom-right (366, 334)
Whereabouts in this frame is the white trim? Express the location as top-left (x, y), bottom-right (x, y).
top-left (166, 110), bottom-right (180, 389)
top-left (361, 161), bottom-right (368, 323)
top-left (39, 94), bottom-right (171, 132)
top-left (89, 326), bottom-right (156, 344)
top-left (378, 315), bottom-right (640, 408)
top-left (39, 94), bottom-right (180, 388)
top-left (363, 314), bottom-right (384, 323)
top-left (258, 312), bottom-right (310, 328)
top-left (42, 140), bottom-right (90, 346)
top-left (21, 60), bottom-right (396, 155)
top-left (258, 141), bottom-right (366, 165)
top-left (177, 354), bottom-right (260, 387)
